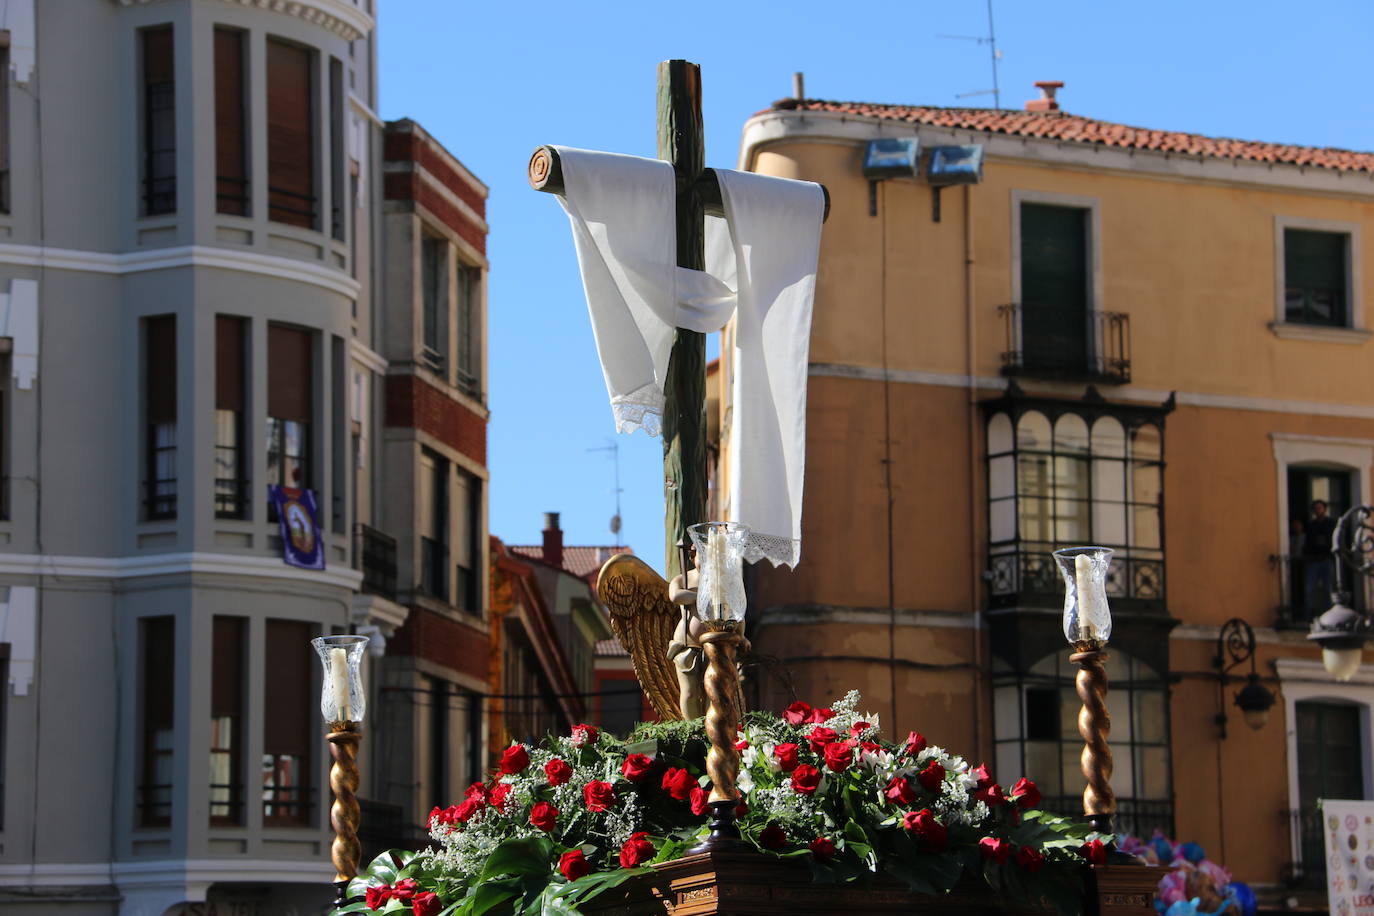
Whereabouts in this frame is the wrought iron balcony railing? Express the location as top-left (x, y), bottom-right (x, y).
top-left (998, 304), bottom-right (1131, 385)
top-left (988, 547), bottom-right (1164, 611)
top-left (355, 524), bottom-right (398, 602)
top-left (1283, 806), bottom-right (1326, 888)
top-left (1272, 553), bottom-right (1362, 628)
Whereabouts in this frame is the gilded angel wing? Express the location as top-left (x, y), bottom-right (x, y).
top-left (596, 554), bottom-right (683, 721)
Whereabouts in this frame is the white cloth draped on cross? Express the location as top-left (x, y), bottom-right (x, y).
top-left (553, 147), bottom-right (824, 568)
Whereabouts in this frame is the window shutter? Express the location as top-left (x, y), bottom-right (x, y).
top-left (266, 38), bottom-right (315, 229)
top-left (268, 325), bottom-right (312, 422)
top-left (146, 315), bottom-right (176, 424)
top-left (216, 315), bottom-right (245, 411)
top-left (141, 26), bottom-right (176, 215)
top-left (211, 617), bottom-right (245, 719)
top-left (263, 619), bottom-right (312, 758)
top-left (214, 28), bottom-right (248, 216)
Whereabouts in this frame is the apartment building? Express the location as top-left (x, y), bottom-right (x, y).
top-left (723, 81), bottom-right (1374, 902)
top-left (0, 3), bottom-right (491, 913)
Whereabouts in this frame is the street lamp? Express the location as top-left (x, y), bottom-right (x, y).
top-left (1308, 505), bottom-right (1374, 680)
top-left (312, 634), bottom-right (369, 908)
top-left (1211, 617), bottom-right (1276, 737)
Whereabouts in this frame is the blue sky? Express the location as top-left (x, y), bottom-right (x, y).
top-left (378, 1), bottom-right (1374, 573)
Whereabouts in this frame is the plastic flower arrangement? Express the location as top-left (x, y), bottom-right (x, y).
top-left (344, 692), bottom-right (1105, 916)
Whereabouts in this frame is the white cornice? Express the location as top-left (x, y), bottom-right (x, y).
top-left (350, 338), bottom-right (387, 374)
top-left (0, 550), bottom-right (362, 590)
top-left (739, 109), bottom-right (1374, 199)
top-left (112, 857), bottom-right (334, 885)
top-left (119, 0), bottom-right (373, 42)
top-left (0, 243), bottom-right (361, 300)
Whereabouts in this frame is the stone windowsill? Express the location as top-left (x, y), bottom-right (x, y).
top-left (1269, 321), bottom-right (1372, 344)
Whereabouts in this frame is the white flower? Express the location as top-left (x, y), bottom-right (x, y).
top-left (741, 744), bottom-right (761, 769)
top-left (858, 746), bottom-right (893, 773)
top-left (738, 768), bottom-right (755, 794)
top-left (763, 742), bottom-right (782, 773)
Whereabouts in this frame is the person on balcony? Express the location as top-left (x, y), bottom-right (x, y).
top-left (1303, 500), bottom-right (1337, 617)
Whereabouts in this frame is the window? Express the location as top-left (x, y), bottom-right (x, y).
top-left (263, 619), bottom-right (313, 826)
top-left (453, 469), bottom-right (480, 611)
top-left (267, 325), bottom-right (313, 507)
top-left (266, 38), bottom-right (315, 229)
top-left (213, 28), bottom-right (249, 216)
top-left (1296, 700), bottom-right (1365, 877)
top-left (1285, 228), bottom-right (1350, 327)
top-left (1284, 466), bottom-right (1356, 621)
top-left (329, 57), bottom-right (345, 241)
top-left (1019, 202), bottom-right (1089, 375)
top-left (144, 315), bottom-right (177, 520)
top-left (986, 405), bottom-right (1165, 608)
top-left (215, 316), bottom-right (247, 518)
top-left (426, 676), bottom-right (449, 811)
top-left (455, 265), bottom-right (481, 398)
top-left (210, 617), bottom-right (245, 826)
top-left (139, 616), bottom-right (174, 827)
top-left (419, 449), bottom-right (447, 600)
top-left (420, 235), bottom-right (447, 372)
top-left (0, 37), bottom-right (11, 214)
top-left (993, 650), bottom-right (1172, 838)
top-left (141, 26), bottom-right (176, 216)
top-left (0, 644), bottom-right (7, 827)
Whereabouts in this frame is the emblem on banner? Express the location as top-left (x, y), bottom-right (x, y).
top-left (268, 485), bottom-right (325, 570)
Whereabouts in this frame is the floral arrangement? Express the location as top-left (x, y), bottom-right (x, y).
top-left (344, 692), bottom-right (1105, 916)
top-left (1118, 833), bottom-right (1255, 916)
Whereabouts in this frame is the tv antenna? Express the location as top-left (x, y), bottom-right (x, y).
top-left (587, 439), bottom-right (624, 540)
top-left (938, 0), bottom-right (1002, 109)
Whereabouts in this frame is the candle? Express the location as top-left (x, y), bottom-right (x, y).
top-left (711, 526), bottom-right (726, 615)
top-left (329, 647), bottom-right (352, 722)
top-left (1074, 554), bottom-right (1100, 643)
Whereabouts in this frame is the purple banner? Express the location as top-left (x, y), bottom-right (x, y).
top-left (268, 485), bottom-right (326, 570)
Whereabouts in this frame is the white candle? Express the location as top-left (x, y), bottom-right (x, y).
top-left (329, 647), bottom-right (352, 722)
top-left (711, 527), bottom-right (726, 614)
top-left (1074, 554), bottom-right (1099, 643)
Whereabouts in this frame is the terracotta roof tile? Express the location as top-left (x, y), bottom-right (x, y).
top-left (769, 99), bottom-right (1374, 174)
top-left (507, 544), bottom-right (633, 581)
top-left (596, 638), bottom-right (628, 658)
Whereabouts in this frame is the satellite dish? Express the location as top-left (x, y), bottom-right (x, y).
top-left (610, 514), bottom-right (622, 535)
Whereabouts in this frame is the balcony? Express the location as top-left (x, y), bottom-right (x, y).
top-left (988, 547), bottom-right (1164, 612)
top-left (355, 524), bottom-right (398, 602)
top-left (1283, 806), bottom-right (1325, 888)
top-left (998, 304), bottom-right (1131, 385)
top-left (1272, 553), bottom-right (1358, 628)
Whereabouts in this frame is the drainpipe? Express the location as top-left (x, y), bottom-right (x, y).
top-left (965, 183), bottom-right (989, 762)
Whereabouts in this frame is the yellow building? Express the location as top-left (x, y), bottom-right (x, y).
top-left (719, 82), bottom-right (1374, 899)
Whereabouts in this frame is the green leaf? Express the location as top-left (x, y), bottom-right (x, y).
top-left (469, 878), bottom-right (523, 916)
top-left (480, 837), bottom-right (556, 881)
top-left (363, 849), bottom-right (404, 884)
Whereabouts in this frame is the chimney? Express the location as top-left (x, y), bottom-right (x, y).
top-left (793, 71), bottom-right (805, 101)
top-left (542, 512), bottom-right (564, 568)
top-left (1025, 81), bottom-right (1064, 112)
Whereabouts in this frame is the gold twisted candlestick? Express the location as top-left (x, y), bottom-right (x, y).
top-left (691, 622), bottom-right (744, 852)
top-left (1070, 644), bottom-right (1115, 835)
top-left (328, 723), bottom-right (362, 907)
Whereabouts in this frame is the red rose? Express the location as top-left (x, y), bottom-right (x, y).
top-left (916, 760), bottom-right (945, 793)
top-left (1010, 777), bottom-right (1041, 810)
top-left (979, 837), bottom-right (1012, 864)
top-left (429, 805), bottom-right (456, 827)
top-left (662, 767), bottom-right (696, 801)
top-left (559, 848), bottom-right (590, 880)
top-left (773, 742), bottom-right (801, 772)
top-left (735, 738), bottom-right (749, 751)
top-left (810, 836), bottom-right (836, 862)
top-left (583, 780), bottom-right (616, 812)
top-left (791, 764), bottom-right (822, 796)
top-left (735, 799), bottom-right (749, 818)
top-left (849, 721), bottom-right (871, 737)
top-left (823, 741), bottom-right (853, 772)
top-left (1016, 846), bottom-right (1046, 872)
top-left (454, 798), bottom-right (483, 823)
top-left (783, 701), bottom-right (813, 726)
top-left (530, 801), bottom-right (559, 832)
top-left (392, 878), bottom-right (420, 901)
top-left (903, 808), bottom-right (947, 851)
top-left (690, 786), bottom-right (710, 816)
top-left (622, 753), bottom-right (654, 782)
top-left (499, 744), bottom-right (530, 775)
top-left (365, 885), bottom-right (393, 910)
top-left (884, 775), bottom-right (917, 806)
top-left (570, 723), bottom-right (599, 747)
top-left (860, 740), bottom-right (881, 755)
top-left (969, 763), bottom-right (993, 790)
top-left (1080, 839), bottom-right (1108, 865)
top-left (619, 831), bottom-right (655, 868)
top-left (545, 758), bottom-right (573, 787)
top-left (806, 706), bottom-right (836, 724)
top-left (975, 782), bottom-right (1006, 807)
top-left (759, 823), bottom-right (788, 850)
top-left (488, 781), bottom-right (513, 812)
top-left (904, 731), bottom-right (927, 756)
top-left (807, 727), bottom-right (840, 753)
top-left (412, 892), bottom-right (443, 916)
top-left (464, 782), bottom-right (487, 800)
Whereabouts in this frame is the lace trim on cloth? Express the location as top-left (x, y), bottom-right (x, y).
top-left (744, 531), bottom-right (801, 568)
top-left (611, 386), bottom-right (664, 437)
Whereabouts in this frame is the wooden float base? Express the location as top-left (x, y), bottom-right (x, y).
top-left (581, 851), bottom-right (1160, 916)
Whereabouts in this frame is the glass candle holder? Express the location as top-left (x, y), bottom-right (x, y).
top-left (688, 522), bottom-right (751, 623)
top-left (312, 634), bottom-right (369, 725)
top-left (1053, 547), bottom-right (1114, 647)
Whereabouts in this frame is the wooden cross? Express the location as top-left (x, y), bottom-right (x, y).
top-left (529, 61), bottom-right (827, 579)
top-left (528, 60), bottom-right (711, 581)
